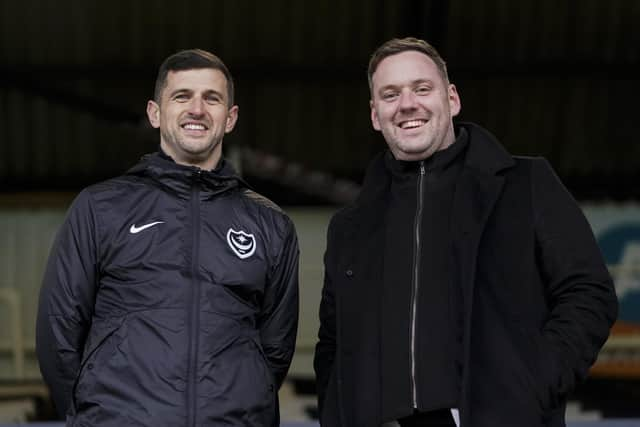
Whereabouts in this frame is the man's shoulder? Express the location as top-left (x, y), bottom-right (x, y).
top-left (60, 175), bottom-right (139, 230)
top-left (239, 188), bottom-right (283, 213)
top-left (237, 188), bottom-right (296, 231)
top-left (511, 155), bottom-right (546, 164)
top-left (325, 151), bottom-right (389, 232)
top-left (83, 173), bottom-right (147, 199)
top-left (325, 203), bottom-right (361, 237)
top-left (460, 122), bottom-right (551, 174)
top-left (506, 155), bottom-right (550, 179)
top-left (61, 174), bottom-right (149, 221)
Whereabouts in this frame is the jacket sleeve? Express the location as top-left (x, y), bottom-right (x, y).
top-left (36, 190), bottom-right (100, 418)
top-left (531, 158), bottom-right (618, 408)
top-left (313, 216), bottom-right (338, 417)
top-left (259, 217), bottom-right (299, 389)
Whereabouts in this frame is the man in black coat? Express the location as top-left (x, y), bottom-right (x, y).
top-left (313, 37), bottom-right (617, 427)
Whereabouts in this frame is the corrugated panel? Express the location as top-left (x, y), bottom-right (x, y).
top-left (443, 0), bottom-right (640, 182)
top-left (0, 87), bottom-right (156, 186)
top-left (0, 0), bottom-right (638, 197)
top-left (455, 74), bottom-right (640, 176)
top-left (0, 0), bottom-right (400, 66)
top-left (0, 0), bottom-right (404, 188)
top-left (446, 0), bottom-right (639, 65)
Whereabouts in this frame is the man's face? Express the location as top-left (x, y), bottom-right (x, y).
top-left (370, 51), bottom-right (461, 161)
top-left (146, 68), bottom-right (238, 170)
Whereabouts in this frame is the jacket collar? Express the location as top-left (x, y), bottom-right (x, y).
top-left (126, 151), bottom-right (248, 198)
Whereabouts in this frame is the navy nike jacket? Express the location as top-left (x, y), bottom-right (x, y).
top-left (36, 152), bottom-right (299, 427)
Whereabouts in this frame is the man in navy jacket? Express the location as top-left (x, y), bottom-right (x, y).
top-left (314, 37), bottom-right (617, 427)
top-left (37, 49), bottom-right (299, 427)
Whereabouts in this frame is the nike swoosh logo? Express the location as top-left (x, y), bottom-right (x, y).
top-left (129, 221), bottom-right (164, 234)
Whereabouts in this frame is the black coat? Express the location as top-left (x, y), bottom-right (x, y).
top-left (314, 123), bottom-right (617, 427)
top-left (37, 153), bottom-right (299, 427)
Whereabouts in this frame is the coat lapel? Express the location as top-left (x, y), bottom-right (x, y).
top-left (452, 123), bottom-right (515, 425)
top-left (453, 123), bottom-right (516, 306)
top-left (340, 152), bottom-right (390, 277)
top-left (453, 168), bottom-right (505, 308)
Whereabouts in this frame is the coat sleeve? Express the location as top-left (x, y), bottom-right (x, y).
top-left (36, 190), bottom-right (100, 419)
top-left (259, 217), bottom-right (299, 389)
top-left (313, 216), bottom-right (338, 417)
top-left (531, 158), bottom-right (618, 408)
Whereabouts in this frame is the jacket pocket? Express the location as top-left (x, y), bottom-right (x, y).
top-left (249, 337), bottom-right (277, 425)
top-left (515, 323), bottom-right (560, 416)
top-left (200, 335), bottom-right (276, 425)
top-left (71, 318), bottom-right (124, 413)
top-left (251, 336), bottom-right (276, 394)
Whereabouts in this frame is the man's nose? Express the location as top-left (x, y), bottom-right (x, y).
top-left (187, 97), bottom-right (205, 115)
top-left (398, 90), bottom-right (418, 110)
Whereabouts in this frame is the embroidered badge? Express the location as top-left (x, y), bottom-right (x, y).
top-left (226, 228), bottom-right (256, 259)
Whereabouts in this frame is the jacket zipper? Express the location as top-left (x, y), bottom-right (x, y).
top-left (186, 169), bottom-right (202, 427)
top-left (410, 161), bottom-right (425, 409)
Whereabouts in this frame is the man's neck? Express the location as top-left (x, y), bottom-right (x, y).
top-left (159, 144), bottom-right (221, 171)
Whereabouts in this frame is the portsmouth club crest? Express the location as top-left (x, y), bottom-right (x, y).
top-left (226, 228), bottom-right (256, 259)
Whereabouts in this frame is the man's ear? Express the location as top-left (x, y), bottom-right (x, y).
top-left (448, 84), bottom-right (461, 117)
top-left (146, 100), bottom-right (161, 129)
top-left (225, 105), bottom-right (239, 134)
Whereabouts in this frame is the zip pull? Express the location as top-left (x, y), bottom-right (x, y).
top-left (419, 161), bottom-right (426, 175)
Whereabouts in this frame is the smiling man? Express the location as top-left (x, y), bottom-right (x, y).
top-left (314, 38), bottom-right (617, 427)
top-left (37, 49), bottom-right (299, 427)
top-left (147, 59), bottom-right (238, 171)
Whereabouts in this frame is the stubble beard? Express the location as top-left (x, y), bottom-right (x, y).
top-left (386, 127), bottom-right (439, 160)
top-left (161, 129), bottom-right (219, 163)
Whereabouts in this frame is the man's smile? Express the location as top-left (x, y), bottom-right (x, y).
top-left (182, 123), bottom-right (207, 130)
top-left (180, 121), bottom-right (209, 135)
top-left (397, 119), bottom-right (428, 129)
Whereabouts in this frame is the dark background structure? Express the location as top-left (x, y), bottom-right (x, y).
top-left (1, 0), bottom-right (639, 203)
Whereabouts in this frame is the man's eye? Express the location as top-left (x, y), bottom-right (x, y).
top-left (381, 92), bottom-right (398, 101)
top-left (205, 96), bottom-right (221, 104)
top-left (415, 86), bottom-right (431, 94)
top-left (174, 94), bottom-right (189, 101)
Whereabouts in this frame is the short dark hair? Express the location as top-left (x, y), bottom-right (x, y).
top-left (367, 37), bottom-right (449, 92)
top-left (154, 49), bottom-right (235, 105)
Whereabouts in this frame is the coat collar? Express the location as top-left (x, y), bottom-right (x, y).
top-left (338, 121), bottom-right (517, 290)
top-left (351, 121), bottom-right (515, 216)
top-left (461, 122), bottom-right (515, 174)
